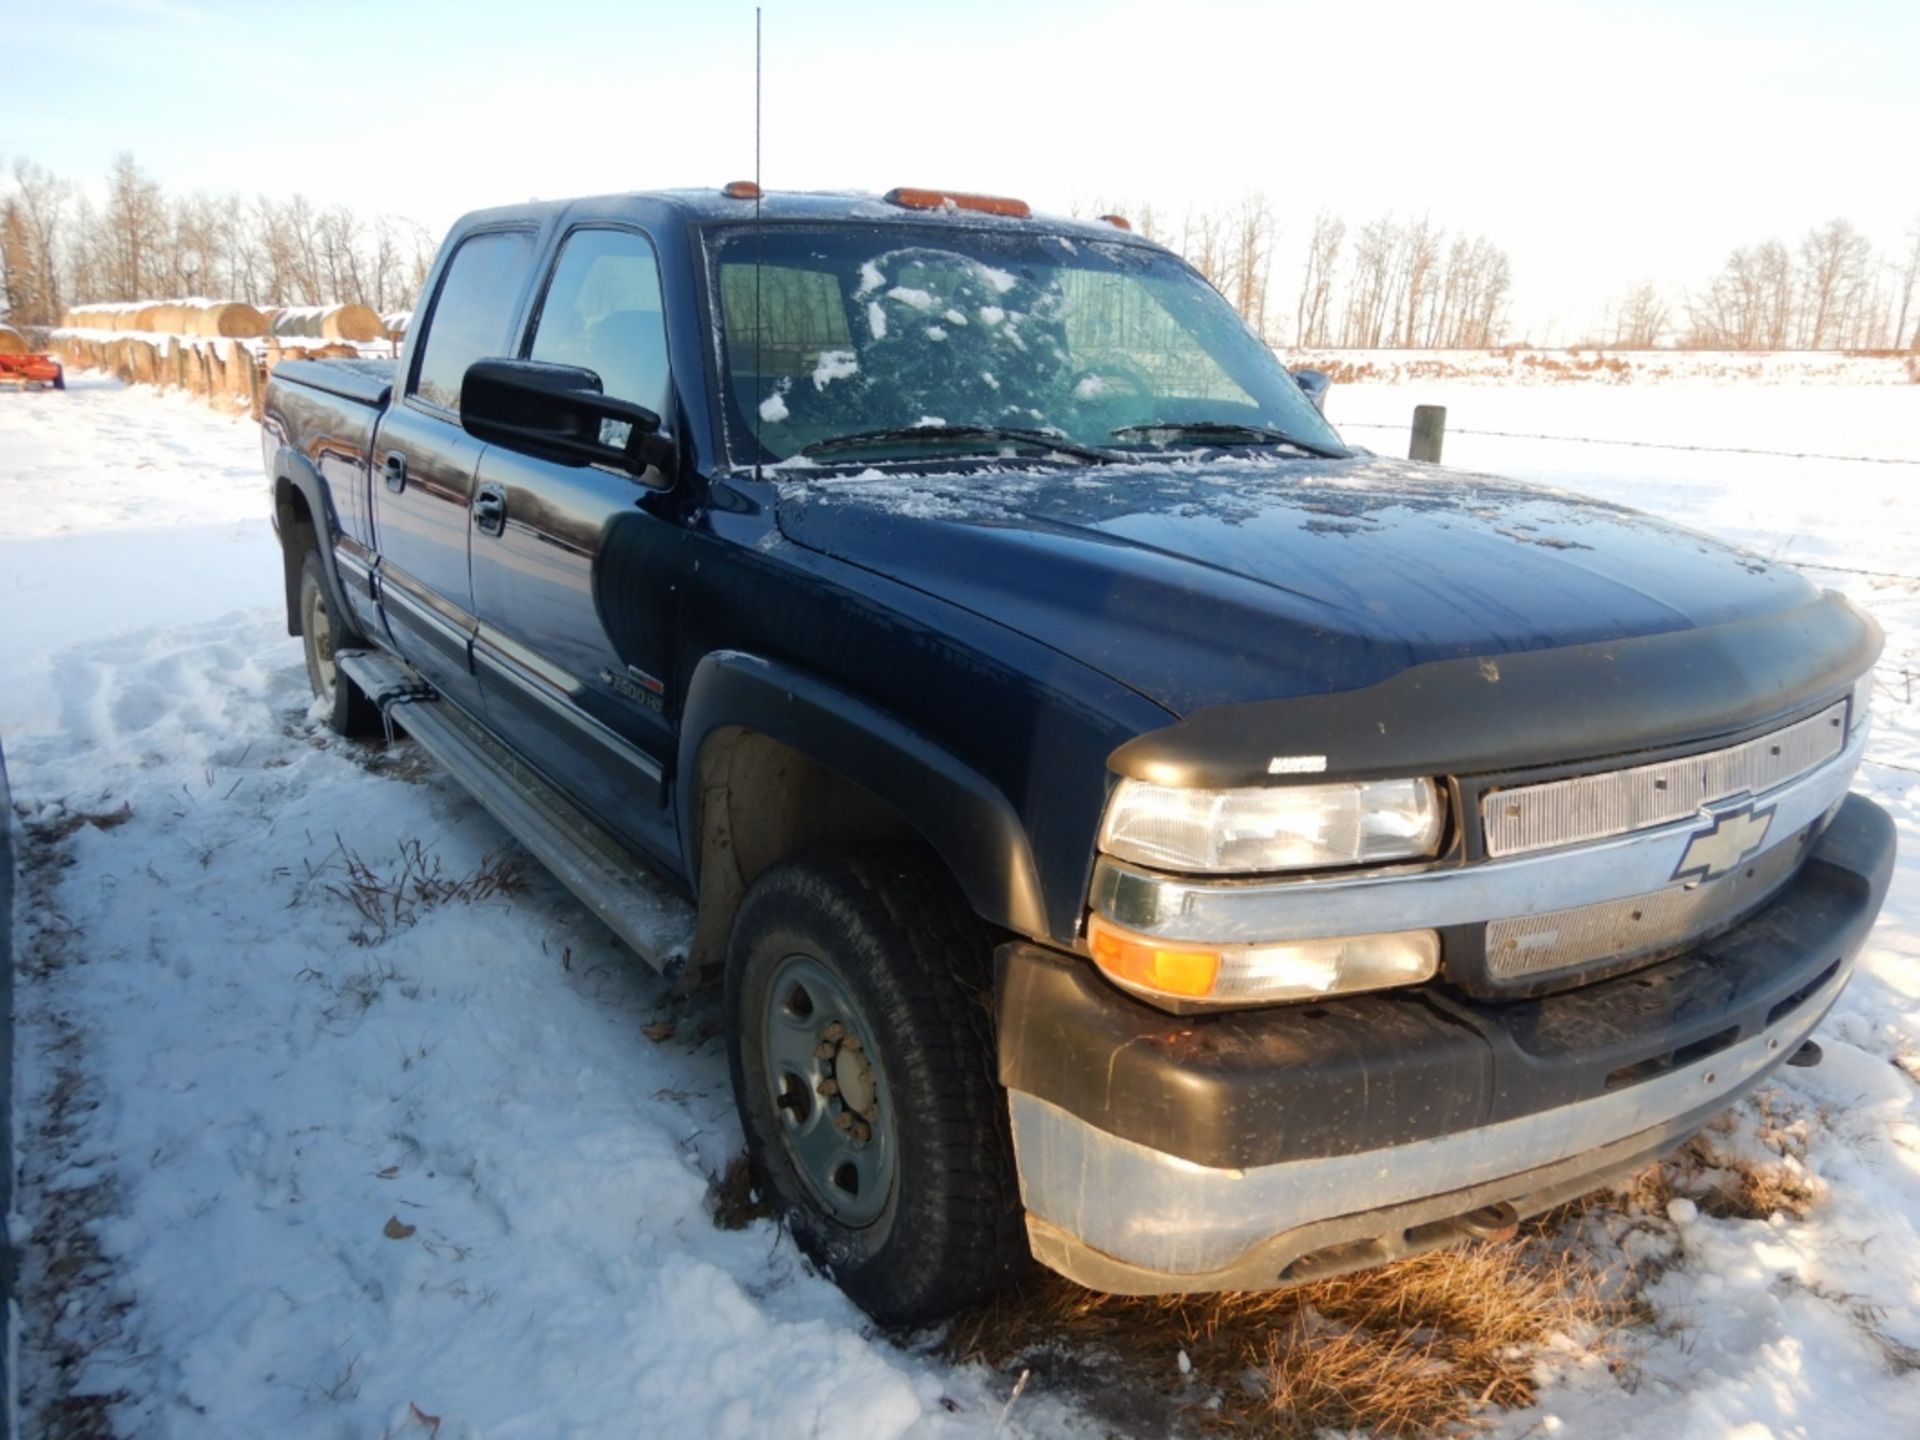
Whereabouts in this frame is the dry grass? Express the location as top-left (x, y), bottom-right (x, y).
top-left (25, 799), bottom-right (134, 844)
top-left (710, 1154), bottom-right (772, 1231)
top-left (945, 1229), bottom-right (1623, 1438)
top-left (1622, 1097), bottom-right (1820, 1224)
top-left (317, 836), bottom-right (522, 945)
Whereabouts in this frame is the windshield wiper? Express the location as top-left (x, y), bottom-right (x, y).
top-left (800, 424), bottom-right (1114, 464)
top-left (1111, 420), bottom-right (1346, 459)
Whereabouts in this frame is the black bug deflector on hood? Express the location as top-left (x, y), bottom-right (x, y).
top-left (773, 454), bottom-right (1840, 725)
top-left (1112, 589), bottom-right (1880, 788)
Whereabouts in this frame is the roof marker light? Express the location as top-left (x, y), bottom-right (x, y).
top-left (885, 187), bottom-right (1032, 219)
top-left (723, 180), bottom-right (761, 200)
top-left (1098, 214), bottom-right (1132, 231)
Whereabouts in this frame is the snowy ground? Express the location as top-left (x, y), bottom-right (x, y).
top-left (3, 372), bottom-right (1918, 1437)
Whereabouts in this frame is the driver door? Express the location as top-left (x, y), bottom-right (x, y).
top-left (467, 225), bottom-right (684, 861)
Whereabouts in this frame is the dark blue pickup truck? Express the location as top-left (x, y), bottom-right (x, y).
top-left (264, 184), bottom-right (1892, 1324)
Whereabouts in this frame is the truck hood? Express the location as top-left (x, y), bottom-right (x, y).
top-left (772, 455), bottom-right (1820, 716)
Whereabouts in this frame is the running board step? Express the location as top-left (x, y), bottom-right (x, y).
top-left (336, 649), bottom-right (696, 975)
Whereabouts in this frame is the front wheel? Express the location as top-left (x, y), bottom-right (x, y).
top-left (298, 550), bottom-right (380, 737)
top-left (725, 849), bottom-right (1028, 1325)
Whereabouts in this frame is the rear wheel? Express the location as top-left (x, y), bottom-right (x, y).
top-left (299, 550), bottom-right (380, 737)
top-left (726, 848), bottom-right (1028, 1325)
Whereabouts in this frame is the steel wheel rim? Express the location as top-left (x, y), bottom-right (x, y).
top-left (761, 952), bottom-right (897, 1228)
top-left (307, 587), bottom-right (337, 697)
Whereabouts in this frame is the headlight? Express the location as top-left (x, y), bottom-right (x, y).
top-left (1098, 776), bottom-right (1445, 874)
top-left (1088, 914), bottom-right (1439, 1008)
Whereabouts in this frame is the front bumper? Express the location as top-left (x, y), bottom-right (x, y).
top-left (997, 792), bottom-right (1895, 1294)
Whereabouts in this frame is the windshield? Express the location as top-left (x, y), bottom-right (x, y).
top-left (707, 224), bottom-right (1345, 465)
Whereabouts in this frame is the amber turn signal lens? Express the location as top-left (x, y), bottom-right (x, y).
top-left (722, 180), bottom-right (762, 200)
top-left (1088, 915), bottom-right (1220, 999)
top-left (1097, 213), bottom-right (1132, 231)
top-left (884, 187), bottom-right (1033, 219)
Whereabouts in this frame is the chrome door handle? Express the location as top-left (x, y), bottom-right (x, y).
top-left (382, 451), bottom-right (408, 492)
top-left (472, 485), bottom-right (507, 537)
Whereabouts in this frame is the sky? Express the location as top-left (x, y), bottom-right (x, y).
top-left (4, 0), bottom-right (1916, 339)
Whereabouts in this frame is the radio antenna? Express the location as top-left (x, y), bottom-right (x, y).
top-left (752, 5), bottom-right (764, 483)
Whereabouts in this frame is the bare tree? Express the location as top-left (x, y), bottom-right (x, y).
top-left (1394, 216), bottom-right (1440, 347)
top-left (1, 159), bottom-right (68, 325)
top-left (98, 152), bottom-right (168, 300)
top-left (1796, 218), bottom-right (1871, 348)
top-left (1294, 210), bottom-right (1343, 346)
top-left (1900, 216), bottom-right (1920, 351)
top-left (1610, 280), bottom-right (1669, 347)
top-left (1224, 193), bottom-right (1276, 339)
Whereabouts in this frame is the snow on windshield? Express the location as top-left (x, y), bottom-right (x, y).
top-left (712, 226), bottom-right (1342, 465)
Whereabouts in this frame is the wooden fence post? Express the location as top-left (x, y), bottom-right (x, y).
top-left (1410, 405), bottom-right (1446, 463)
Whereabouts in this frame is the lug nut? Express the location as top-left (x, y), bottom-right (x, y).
top-left (850, 1120), bottom-right (871, 1143)
top-left (833, 1113), bottom-right (853, 1132)
top-left (814, 1042), bottom-right (836, 1060)
top-left (862, 1102), bottom-right (878, 1121)
top-left (822, 1022), bottom-right (845, 1043)
top-left (842, 1035), bottom-right (864, 1053)
top-left (818, 1078), bottom-right (840, 1097)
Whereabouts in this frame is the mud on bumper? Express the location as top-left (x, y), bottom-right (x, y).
top-left (996, 793), bottom-right (1895, 1294)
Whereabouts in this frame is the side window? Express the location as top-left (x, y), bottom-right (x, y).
top-left (411, 229), bottom-right (537, 413)
top-left (529, 229), bottom-right (671, 415)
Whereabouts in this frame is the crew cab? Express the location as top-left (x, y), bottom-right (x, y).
top-left (264, 184), bottom-right (1893, 1323)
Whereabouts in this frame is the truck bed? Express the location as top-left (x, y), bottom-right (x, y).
top-left (272, 356), bottom-right (395, 410)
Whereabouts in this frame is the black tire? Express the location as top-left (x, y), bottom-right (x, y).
top-left (726, 848), bottom-right (1029, 1325)
top-left (298, 550), bottom-right (381, 738)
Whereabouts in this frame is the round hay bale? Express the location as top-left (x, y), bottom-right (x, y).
top-left (0, 324), bottom-right (27, 352)
top-left (131, 304), bottom-right (164, 332)
top-left (324, 304), bottom-right (383, 342)
top-left (147, 302), bottom-right (195, 334)
top-left (269, 304), bottom-right (382, 343)
top-left (189, 302), bottom-right (267, 338)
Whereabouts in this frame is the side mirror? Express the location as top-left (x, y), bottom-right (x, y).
top-left (1291, 368), bottom-right (1332, 415)
top-left (460, 358), bottom-right (674, 482)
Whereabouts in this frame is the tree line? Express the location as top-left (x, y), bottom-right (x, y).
top-left (1079, 197), bottom-right (1514, 350)
top-left (0, 152), bottom-right (436, 329)
top-left (1593, 218), bottom-right (1920, 350)
top-left (1655, 217), bottom-right (1920, 351)
top-left (6, 153), bottom-right (1918, 352)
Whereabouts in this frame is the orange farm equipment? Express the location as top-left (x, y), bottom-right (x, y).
top-left (0, 351), bottom-right (65, 389)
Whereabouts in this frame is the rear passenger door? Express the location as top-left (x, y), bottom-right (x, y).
top-left (373, 227), bottom-right (536, 718)
top-left (467, 226), bottom-right (685, 860)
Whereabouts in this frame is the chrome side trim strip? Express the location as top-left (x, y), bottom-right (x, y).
top-left (1484, 700), bottom-right (1847, 857)
top-left (471, 626), bottom-right (664, 786)
top-left (1091, 724), bottom-right (1866, 944)
top-left (1007, 962), bottom-right (1842, 1276)
top-left (377, 574), bottom-right (474, 660)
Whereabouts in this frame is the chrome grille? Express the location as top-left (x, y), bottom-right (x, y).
top-left (1485, 832), bottom-right (1807, 980)
top-left (1482, 701), bottom-right (1847, 858)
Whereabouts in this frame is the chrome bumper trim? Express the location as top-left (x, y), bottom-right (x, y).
top-left (1090, 722), bottom-right (1866, 944)
top-left (1007, 961), bottom-right (1844, 1277)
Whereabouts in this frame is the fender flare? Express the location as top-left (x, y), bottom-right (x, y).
top-left (677, 650), bottom-right (1049, 938)
top-left (271, 447), bottom-right (362, 644)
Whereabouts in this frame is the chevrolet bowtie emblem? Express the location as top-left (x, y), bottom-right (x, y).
top-left (1673, 803), bottom-right (1775, 883)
